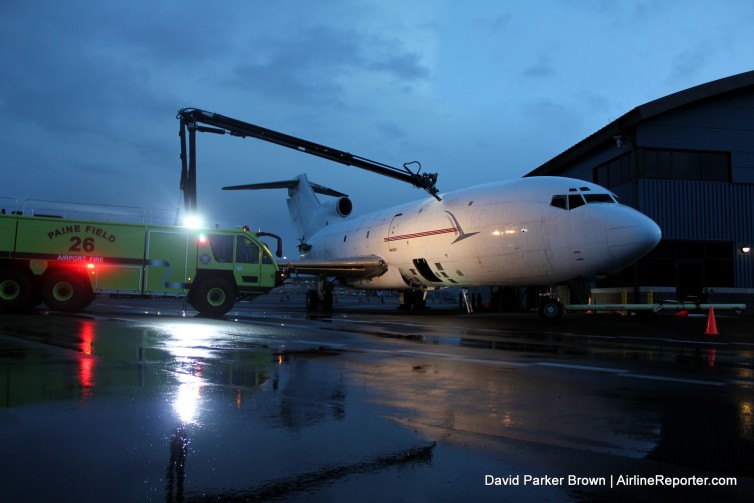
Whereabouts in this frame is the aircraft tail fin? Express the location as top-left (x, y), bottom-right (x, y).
top-left (223, 174), bottom-right (352, 244)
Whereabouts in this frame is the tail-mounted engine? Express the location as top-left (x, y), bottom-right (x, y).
top-left (318, 196), bottom-right (353, 223)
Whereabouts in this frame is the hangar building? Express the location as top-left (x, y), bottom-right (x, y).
top-left (526, 70), bottom-right (754, 309)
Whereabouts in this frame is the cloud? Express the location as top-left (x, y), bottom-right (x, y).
top-left (524, 55), bottom-right (556, 79)
top-left (522, 98), bottom-right (582, 144)
top-left (2, 0), bottom-right (753, 257)
top-left (472, 13), bottom-right (513, 34)
top-left (666, 44), bottom-right (710, 86)
top-left (0, 2), bottom-right (187, 144)
top-left (228, 26), bottom-right (430, 107)
top-left (376, 120), bottom-right (408, 141)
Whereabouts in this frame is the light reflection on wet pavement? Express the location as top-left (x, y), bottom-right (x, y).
top-left (1, 298), bottom-right (753, 502)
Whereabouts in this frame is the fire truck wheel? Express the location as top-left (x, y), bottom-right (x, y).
top-left (0, 269), bottom-right (32, 311)
top-left (41, 271), bottom-right (92, 312)
top-left (192, 277), bottom-right (235, 317)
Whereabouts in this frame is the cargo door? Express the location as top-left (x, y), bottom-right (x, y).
top-left (145, 229), bottom-right (190, 295)
top-left (386, 213), bottom-right (403, 252)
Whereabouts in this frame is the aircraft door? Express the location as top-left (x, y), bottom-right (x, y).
top-left (387, 213), bottom-right (403, 252)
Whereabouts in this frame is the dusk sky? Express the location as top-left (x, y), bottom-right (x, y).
top-left (2, 0), bottom-right (753, 256)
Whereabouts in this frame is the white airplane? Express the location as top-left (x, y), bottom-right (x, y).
top-left (224, 174), bottom-right (662, 318)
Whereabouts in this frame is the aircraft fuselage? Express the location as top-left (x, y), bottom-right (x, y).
top-left (302, 177), bottom-right (661, 290)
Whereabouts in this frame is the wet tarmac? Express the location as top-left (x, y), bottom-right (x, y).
top-left (1, 294), bottom-right (753, 502)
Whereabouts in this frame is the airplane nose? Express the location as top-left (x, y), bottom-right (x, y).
top-left (606, 207), bottom-right (662, 263)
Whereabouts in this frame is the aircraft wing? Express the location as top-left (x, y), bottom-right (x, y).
top-left (285, 255), bottom-right (387, 281)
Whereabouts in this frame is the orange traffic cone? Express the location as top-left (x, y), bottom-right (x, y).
top-left (705, 307), bottom-right (719, 335)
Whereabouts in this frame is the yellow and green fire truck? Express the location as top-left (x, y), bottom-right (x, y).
top-left (0, 200), bottom-right (285, 316)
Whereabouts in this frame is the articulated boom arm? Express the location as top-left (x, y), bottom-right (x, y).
top-left (177, 108), bottom-right (440, 212)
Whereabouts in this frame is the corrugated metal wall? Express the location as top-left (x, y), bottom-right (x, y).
top-left (610, 183), bottom-right (634, 206)
top-left (639, 179), bottom-right (754, 287)
top-left (535, 79), bottom-right (754, 294)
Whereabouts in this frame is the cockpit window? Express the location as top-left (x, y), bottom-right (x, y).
top-left (550, 195), bottom-right (567, 209)
top-left (568, 194), bottom-right (585, 209)
top-left (551, 192), bottom-right (616, 210)
top-left (584, 193), bottom-right (616, 203)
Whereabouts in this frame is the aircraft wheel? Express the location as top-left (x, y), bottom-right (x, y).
top-left (305, 290), bottom-right (319, 311)
top-left (412, 295), bottom-right (426, 311)
top-left (41, 271), bottom-right (92, 312)
top-left (191, 277), bottom-right (235, 317)
top-left (538, 298), bottom-right (563, 321)
top-left (409, 290), bottom-right (426, 310)
top-left (321, 290), bottom-right (334, 311)
top-left (0, 269), bottom-right (32, 311)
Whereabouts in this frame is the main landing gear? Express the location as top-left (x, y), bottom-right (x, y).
top-left (305, 289), bottom-right (334, 311)
top-left (305, 278), bottom-right (335, 312)
top-left (398, 289), bottom-right (426, 311)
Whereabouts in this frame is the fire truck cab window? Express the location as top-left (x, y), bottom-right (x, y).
top-left (208, 234), bottom-right (234, 263)
top-left (262, 248), bottom-right (274, 265)
top-left (236, 235), bottom-right (260, 264)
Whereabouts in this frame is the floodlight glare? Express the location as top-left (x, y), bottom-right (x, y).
top-left (183, 215), bottom-right (204, 229)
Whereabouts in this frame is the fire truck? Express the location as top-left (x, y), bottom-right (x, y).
top-left (0, 198), bottom-right (285, 316)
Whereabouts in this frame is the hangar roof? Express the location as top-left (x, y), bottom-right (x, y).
top-left (526, 70), bottom-right (754, 176)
